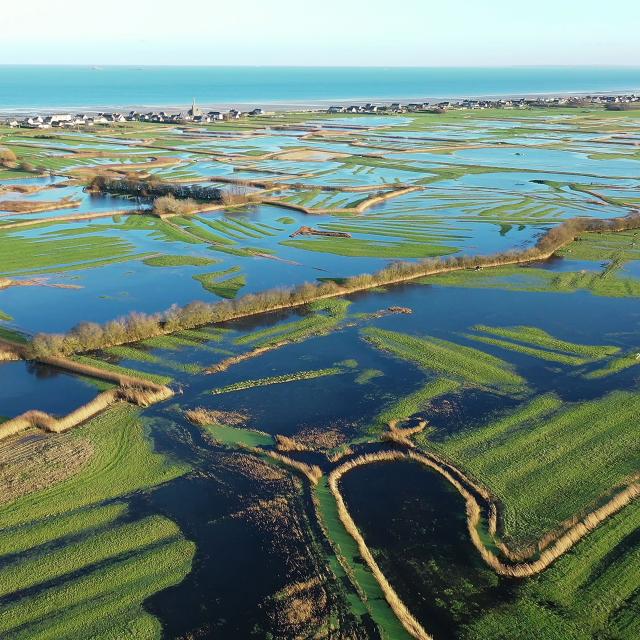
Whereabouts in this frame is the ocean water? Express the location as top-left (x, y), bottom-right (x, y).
top-left (1, 65), bottom-right (639, 111)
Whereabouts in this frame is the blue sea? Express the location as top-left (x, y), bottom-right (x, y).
top-left (1, 66), bottom-right (639, 111)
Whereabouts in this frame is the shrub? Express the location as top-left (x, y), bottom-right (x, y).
top-left (153, 195), bottom-right (198, 216)
top-left (0, 147), bottom-right (17, 166)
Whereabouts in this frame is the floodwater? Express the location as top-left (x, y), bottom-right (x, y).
top-left (1, 109), bottom-right (639, 639)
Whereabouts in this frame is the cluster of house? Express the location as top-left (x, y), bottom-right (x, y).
top-left (128, 101), bottom-right (266, 124)
top-left (4, 101), bottom-right (268, 129)
top-left (327, 94), bottom-right (640, 114)
top-left (6, 113), bottom-right (119, 129)
top-left (6, 94), bottom-right (639, 130)
top-left (328, 102), bottom-right (431, 114)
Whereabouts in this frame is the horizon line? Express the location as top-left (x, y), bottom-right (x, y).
top-left (2, 63), bottom-right (640, 69)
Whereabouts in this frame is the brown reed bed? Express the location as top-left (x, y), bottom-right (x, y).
top-left (184, 407), bottom-right (249, 427)
top-left (263, 450), bottom-right (323, 485)
top-left (0, 429), bottom-right (94, 505)
top-left (205, 341), bottom-right (289, 374)
top-left (0, 382), bottom-right (173, 442)
top-left (275, 434), bottom-right (310, 453)
top-left (0, 198), bottom-right (81, 214)
top-left (382, 419), bottom-right (428, 448)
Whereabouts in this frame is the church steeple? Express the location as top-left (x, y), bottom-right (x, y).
top-left (188, 98), bottom-right (202, 118)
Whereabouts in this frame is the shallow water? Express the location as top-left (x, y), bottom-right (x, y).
top-left (0, 360), bottom-right (100, 419)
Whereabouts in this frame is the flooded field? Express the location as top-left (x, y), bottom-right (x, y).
top-left (1, 107), bottom-right (638, 639)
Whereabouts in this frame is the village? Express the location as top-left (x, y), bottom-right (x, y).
top-left (4, 93), bottom-right (640, 129)
top-left (3, 100), bottom-right (266, 129)
top-left (328, 93), bottom-right (640, 114)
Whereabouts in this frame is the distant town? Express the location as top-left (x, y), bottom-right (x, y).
top-left (4, 94), bottom-right (639, 129)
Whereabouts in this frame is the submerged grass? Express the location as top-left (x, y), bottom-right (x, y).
top-left (372, 378), bottom-right (461, 433)
top-left (199, 422), bottom-right (274, 448)
top-left (234, 299), bottom-right (351, 349)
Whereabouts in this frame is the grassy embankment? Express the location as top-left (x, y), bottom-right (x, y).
top-left (0, 405), bottom-right (194, 639)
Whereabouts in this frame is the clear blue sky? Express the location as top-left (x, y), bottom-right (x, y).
top-left (2, 0), bottom-right (639, 66)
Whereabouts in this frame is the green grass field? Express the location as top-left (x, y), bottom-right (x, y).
top-left (428, 391), bottom-right (640, 548)
top-left (464, 499), bottom-right (640, 640)
top-left (363, 327), bottom-right (526, 393)
top-left (143, 254), bottom-right (218, 267)
top-left (282, 236), bottom-right (458, 258)
top-left (0, 405), bottom-right (194, 639)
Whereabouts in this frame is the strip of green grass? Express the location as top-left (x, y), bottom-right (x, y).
top-left (234, 299), bottom-right (351, 348)
top-left (582, 353), bottom-right (640, 379)
top-left (363, 328), bottom-right (525, 393)
top-left (211, 367), bottom-right (345, 395)
top-left (143, 254), bottom-right (218, 267)
top-left (72, 355), bottom-right (173, 385)
top-left (466, 334), bottom-right (590, 366)
top-left (472, 325), bottom-right (619, 360)
top-left (281, 236), bottom-right (457, 258)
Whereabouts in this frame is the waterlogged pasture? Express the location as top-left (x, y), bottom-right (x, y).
top-left (1, 108), bottom-right (640, 336)
top-left (0, 108), bottom-right (639, 639)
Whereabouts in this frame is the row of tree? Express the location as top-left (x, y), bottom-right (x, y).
top-left (28, 212), bottom-right (640, 358)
